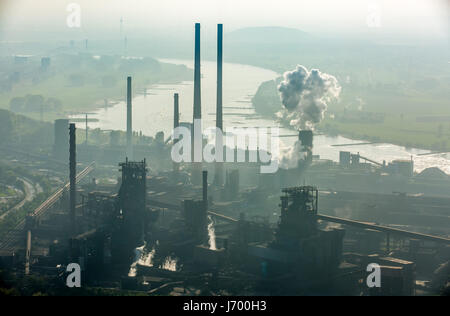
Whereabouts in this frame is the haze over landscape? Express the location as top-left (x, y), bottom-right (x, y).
top-left (0, 0), bottom-right (449, 298)
top-left (1, 0), bottom-right (448, 150)
top-left (1, 0), bottom-right (448, 40)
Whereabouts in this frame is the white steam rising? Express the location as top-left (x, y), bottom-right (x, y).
top-left (279, 140), bottom-right (305, 169)
top-left (277, 65), bottom-right (341, 129)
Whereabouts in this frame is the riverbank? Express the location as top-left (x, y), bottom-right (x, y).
top-left (251, 77), bottom-right (450, 153)
top-left (71, 59), bottom-right (278, 137)
top-left (0, 54), bottom-right (193, 123)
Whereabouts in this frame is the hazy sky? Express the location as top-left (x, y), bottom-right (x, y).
top-left (0, 0), bottom-right (448, 40)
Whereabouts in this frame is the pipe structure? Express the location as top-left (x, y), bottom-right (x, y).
top-left (317, 214), bottom-right (450, 244)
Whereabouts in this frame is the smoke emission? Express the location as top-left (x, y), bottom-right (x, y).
top-left (279, 140), bottom-right (305, 169)
top-left (277, 65), bottom-right (341, 129)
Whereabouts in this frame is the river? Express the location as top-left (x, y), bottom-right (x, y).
top-left (71, 59), bottom-right (450, 174)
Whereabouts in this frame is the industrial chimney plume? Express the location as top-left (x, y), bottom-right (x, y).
top-left (277, 65), bottom-right (341, 129)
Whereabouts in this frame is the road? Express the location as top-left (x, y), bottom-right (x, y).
top-left (0, 162), bottom-right (95, 253)
top-left (0, 178), bottom-right (36, 221)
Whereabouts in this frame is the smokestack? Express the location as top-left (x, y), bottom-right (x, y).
top-left (298, 130), bottom-right (313, 148)
top-left (85, 114), bottom-right (88, 145)
top-left (216, 24), bottom-right (223, 131)
top-left (299, 130), bottom-right (313, 164)
top-left (202, 170), bottom-right (208, 206)
top-left (191, 23), bottom-right (202, 185)
top-left (174, 93), bottom-right (179, 129)
top-left (214, 24), bottom-right (224, 186)
top-left (69, 123), bottom-right (76, 236)
top-left (25, 230), bottom-right (31, 275)
top-left (126, 76), bottom-right (133, 159)
top-left (173, 93), bottom-right (180, 173)
top-left (193, 23), bottom-right (201, 121)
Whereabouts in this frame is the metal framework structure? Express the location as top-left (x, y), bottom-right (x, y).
top-left (117, 159), bottom-right (147, 247)
top-left (276, 186), bottom-right (319, 245)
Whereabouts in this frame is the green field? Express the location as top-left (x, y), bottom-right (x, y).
top-left (252, 78), bottom-right (450, 151)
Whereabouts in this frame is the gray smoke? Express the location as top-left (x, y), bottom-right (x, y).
top-left (277, 65), bottom-right (341, 129)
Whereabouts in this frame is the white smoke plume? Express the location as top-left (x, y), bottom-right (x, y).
top-left (207, 215), bottom-right (217, 250)
top-left (279, 141), bottom-right (305, 169)
top-left (277, 65), bottom-right (341, 129)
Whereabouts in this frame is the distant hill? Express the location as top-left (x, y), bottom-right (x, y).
top-left (224, 27), bottom-right (311, 73)
top-left (227, 26), bottom-right (308, 44)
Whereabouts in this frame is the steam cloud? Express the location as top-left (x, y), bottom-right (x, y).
top-left (277, 65), bottom-right (341, 129)
top-left (279, 140), bottom-right (305, 169)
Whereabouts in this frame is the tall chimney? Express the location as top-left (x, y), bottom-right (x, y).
top-left (216, 24), bottom-right (223, 131)
top-left (192, 23), bottom-right (202, 185)
top-left (85, 114), bottom-right (88, 145)
top-left (173, 93), bottom-right (180, 173)
top-left (174, 93), bottom-right (179, 129)
top-left (299, 130), bottom-right (313, 164)
top-left (202, 170), bottom-right (209, 247)
top-left (193, 23), bottom-right (201, 121)
top-left (202, 170), bottom-right (208, 206)
top-left (126, 76), bottom-right (133, 159)
top-left (215, 24), bottom-right (224, 186)
top-left (69, 123), bottom-right (76, 236)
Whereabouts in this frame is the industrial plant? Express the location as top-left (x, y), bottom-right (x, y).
top-left (0, 16), bottom-right (449, 298)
